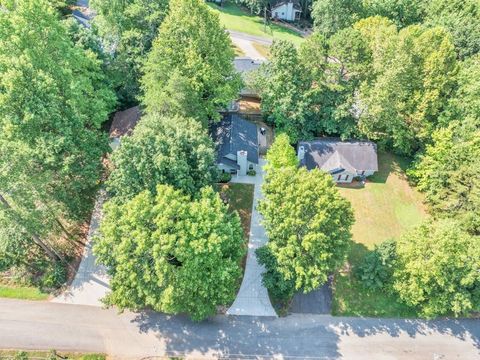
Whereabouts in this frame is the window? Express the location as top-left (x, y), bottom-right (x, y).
top-left (337, 175), bottom-right (342, 181)
top-left (345, 175), bottom-right (349, 181)
top-left (249, 164), bottom-right (253, 170)
top-left (361, 170), bottom-right (365, 175)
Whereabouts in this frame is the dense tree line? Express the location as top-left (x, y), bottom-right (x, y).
top-left (0, 0), bottom-right (115, 287)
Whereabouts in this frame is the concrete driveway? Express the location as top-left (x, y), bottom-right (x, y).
top-left (51, 190), bottom-right (110, 307)
top-left (227, 159), bottom-right (277, 317)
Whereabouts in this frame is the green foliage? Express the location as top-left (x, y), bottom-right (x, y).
top-left (90, 0), bottom-right (168, 105)
top-left (217, 171), bottom-right (233, 183)
top-left (362, 0), bottom-right (426, 28)
top-left (107, 113), bottom-right (216, 202)
top-left (95, 185), bottom-right (245, 321)
top-left (258, 167), bottom-right (354, 295)
top-left (312, 0), bottom-right (363, 37)
top-left (356, 239), bottom-right (396, 290)
top-left (0, 0), bottom-right (115, 269)
top-left (256, 41), bottom-right (314, 142)
top-left (142, 0), bottom-right (241, 124)
top-left (353, 18), bottom-right (457, 155)
top-left (256, 246), bottom-right (295, 300)
top-left (265, 133), bottom-right (298, 170)
top-left (247, 169), bottom-right (256, 176)
top-left (39, 262), bottom-right (67, 290)
top-left (425, 0), bottom-right (480, 59)
top-left (393, 219), bottom-right (480, 318)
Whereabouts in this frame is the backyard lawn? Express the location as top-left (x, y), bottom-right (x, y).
top-left (215, 182), bottom-right (254, 238)
top-left (333, 151), bottom-right (427, 317)
top-left (0, 284), bottom-right (49, 300)
top-left (207, 2), bottom-right (304, 46)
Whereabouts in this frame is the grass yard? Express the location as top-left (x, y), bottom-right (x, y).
top-left (208, 2), bottom-right (304, 46)
top-left (332, 151), bottom-right (427, 317)
top-left (0, 350), bottom-right (105, 360)
top-left (232, 43), bottom-right (245, 56)
top-left (215, 182), bottom-right (255, 238)
top-left (0, 285), bottom-right (49, 301)
top-left (252, 43), bottom-right (271, 58)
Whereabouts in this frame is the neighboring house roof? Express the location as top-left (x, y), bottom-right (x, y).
top-left (299, 138), bottom-right (378, 173)
top-left (211, 114), bottom-right (259, 165)
top-left (233, 57), bottom-right (263, 74)
top-left (271, 0), bottom-right (302, 11)
top-left (109, 106), bottom-right (141, 138)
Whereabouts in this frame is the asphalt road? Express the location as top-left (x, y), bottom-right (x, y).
top-left (1, 298), bottom-right (479, 359)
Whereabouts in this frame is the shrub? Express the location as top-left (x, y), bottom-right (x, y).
top-left (247, 169), bottom-right (256, 176)
top-left (39, 262), bottom-right (67, 290)
top-left (356, 239), bottom-right (396, 290)
top-left (217, 171), bottom-right (232, 183)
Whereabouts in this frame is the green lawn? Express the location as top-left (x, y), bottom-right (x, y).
top-left (332, 151), bottom-right (427, 317)
top-left (215, 182), bottom-right (254, 238)
top-left (0, 350), bottom-right (105, 360)
top-left (0, 285), bottom-right (49, 301)
top-left (208, 2), bottom-right (304, 46)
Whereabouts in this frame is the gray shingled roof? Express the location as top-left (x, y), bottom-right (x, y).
top-left (299, 138), bottom-right (378, 173)
top-left (211, 114), bottom-right (259, 165)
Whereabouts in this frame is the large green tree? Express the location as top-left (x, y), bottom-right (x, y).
top-left (0, 0), bottom-right (115, 267)
top-left (90, 0), bottom-right (168, 106)
top-left (257, 166), bottom-right (354, 299)
top-left (394, 219), bottom-right (480, 318)
top-left (95, 185), bottom-right (245, 321)
top-left (425, 0), bottom-right (480, 59)
top-left (265, 133), bottom-right (298, 170)
top-left (256, 40), bottom-right (314, 143)
top-left (353, 18), bottom-right (457, 155)
top-left (142, 0), bottom-right (241, 125)
top-left (106, 113), bottom-right (216, 202)
top-left (311, 0), bottom-right (363, 37)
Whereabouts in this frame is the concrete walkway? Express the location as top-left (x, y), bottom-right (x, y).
top-left (227, 159), bottom-right (277, 317)
top-left (230, 34), bottom-right (267, 60)
top-left (51, 189), bottom-right (110, 307)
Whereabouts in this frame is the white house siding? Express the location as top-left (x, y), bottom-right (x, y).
top-left (272, 3), bottom-right (300, 21)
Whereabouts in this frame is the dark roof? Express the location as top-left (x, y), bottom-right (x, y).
top-left (211, 114), bottom-right (259, 165)
top-left (109, 106), bottom-right (141, 138)
top-left (299, 138), bottom-right (378, 173)
top-left (271, 0), bottom-right (302, 11)
top-left (233, 57), bottom-right (263, 74)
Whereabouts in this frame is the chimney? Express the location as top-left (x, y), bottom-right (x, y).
top-left (237, 150), bottom-right (248, 176)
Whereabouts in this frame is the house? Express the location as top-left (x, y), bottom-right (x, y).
top-left (211, 114), bottom-right (259, 176)
top-left (109, 106), bottom-right (141, 150)
top-left (271, 0), bottom-right (301, 22)
top-left (298, 138), bottom-right (378, 183)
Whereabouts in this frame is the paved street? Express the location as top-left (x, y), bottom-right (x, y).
top-left (1, 298), bottom-right (479, 359)
top-left (227, 159), bottom-right (277, 317)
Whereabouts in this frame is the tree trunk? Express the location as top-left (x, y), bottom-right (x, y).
top-left (0, 193), bottom-right (61, 263)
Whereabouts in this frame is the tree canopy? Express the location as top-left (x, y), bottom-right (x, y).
top-left (265, 133), bottom-right (298, 170)
top-left (95, 185), bottom-right (245, 321)
top-left (257, 166), bottom-right (354, 298)
top-left (393, 219), bottom-right (480, 317)
top-left (106, 113), bottom-right (216, 202)
top-left (142, 0), bottom-right (241, 125)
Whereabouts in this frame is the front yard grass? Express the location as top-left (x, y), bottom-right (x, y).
top-left (0, 285), bottom-right (49, 301)
top-left (215, 183), bottom-right (254, 238)
top-left (0, 350), bottom-right (105, 360)
top-left (333, 151), bottom-right (427, 317)
top-left (208, 2), bottom-right (304, 46)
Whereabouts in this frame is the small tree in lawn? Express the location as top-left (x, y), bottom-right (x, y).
top-left (95, 185), bottom-right (245, 321)
top-left (393, 219), bottom-right (480, 318)
top-left (257, 166), bottom-right (354, 299)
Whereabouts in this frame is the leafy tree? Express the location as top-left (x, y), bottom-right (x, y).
top-left (311, 0), bottom-right (363, 37)
top-left (90, 0), bottom-right (168, 106)
top-left (393, 219), bottom-right (480, 318)
top-left (257, 167), bottom-right (354, 298)
top-left (425, 0), bottom-right (480, 59)
top-left (95, 185), bottom-right (245, 321)
top-left (356, 239), bottom-right (396, 290)
top-left (362, 0), bottom-right (426, 28)
top-left (256, 40), bottom-right (314, 142)
top-left (354, 18), bottom-right (457, 155)
top-left (142, 0), bottom-right (241, 125)
top-left (0, 0), bottom-right (115, 267)
top-left (107, 113), bottom-right (216, 202)
top-left (265, 133), bottom-right (298, 170)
